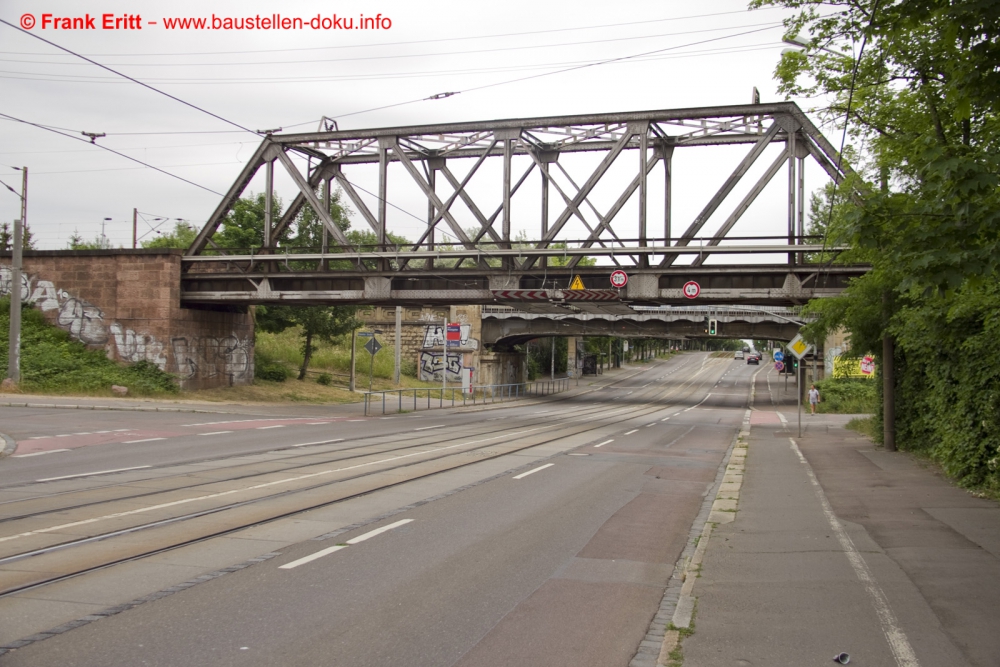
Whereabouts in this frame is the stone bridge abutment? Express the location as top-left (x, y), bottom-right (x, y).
top-left (1, 249), bottom-right (254, 390)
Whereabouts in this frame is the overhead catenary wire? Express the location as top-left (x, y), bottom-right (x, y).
top-left (0, 18), bottom-right (262, 139)
top-left (0, 112), bottom-right (223, 196)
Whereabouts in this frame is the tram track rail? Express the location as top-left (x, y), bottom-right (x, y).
top-left (0, 356), bottom-right (744, 600)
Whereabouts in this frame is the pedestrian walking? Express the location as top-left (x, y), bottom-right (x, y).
top-left (808, 384), bottom-right (820, 415)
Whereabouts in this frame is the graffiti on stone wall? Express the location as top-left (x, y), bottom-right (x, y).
top-left (418, 351), bottom-right (463, 382)
top-left (420, 324), bottom-right (478, 350)
top-left (110, 323), bottom-right (168, 368)
top-left (171, 335), bottom-right (253, 383)
top-left (2, 268), bottom-right (111, 346)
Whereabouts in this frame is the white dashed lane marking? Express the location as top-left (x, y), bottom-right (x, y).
top-left (38, 465), bottom-right (152, 482)
top-left (513, 463), bottom-right (554, 480)
top-left (279, 519), bottom-right (414, 570)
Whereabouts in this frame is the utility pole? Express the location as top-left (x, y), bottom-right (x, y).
top-left (394, 306), bottom-right (401, 385)
top-left (6, 167), bottom-right (26, 386)
top-left (132, 208), bottom-right (137, 249)
top-left (349, 327), bottom-right (357, 391)
top-left (442, 316), bottom-right (448, 397)
top-left (6, 219), bottom-right (22, 384)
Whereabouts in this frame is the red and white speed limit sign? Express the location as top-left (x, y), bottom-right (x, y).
top-left (682, 281), bottom-right (701, 298)
top-left (610, 270), bottom-right (628, 288)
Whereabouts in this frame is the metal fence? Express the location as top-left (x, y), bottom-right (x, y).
top-left (363, 379), bottom-right (571, 416)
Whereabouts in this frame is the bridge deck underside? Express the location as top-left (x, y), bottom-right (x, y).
top-left (180, 265), bottom-right (864, 309)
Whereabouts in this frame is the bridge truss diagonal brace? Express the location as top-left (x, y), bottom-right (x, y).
top-left (187, 140), bottom-right (271, 257)
top-left (332, 166), bottom-right (381, 235)
top-left (565, 150), bottom-right (662, 270)
top-left (398, 141), bottom-right (500, 271)
top-left (690, 147), bottom-right (790, 267)
top-left (521, 128), bottom-right (636, 271)
top-left (273, 148), bottom-right (353, 248)
top-left (541, 159), bottom-right (627, 268)
top-left (662, 121), bottom-right (782, 267)
top-left (391, 138), bottom-right (478, 251)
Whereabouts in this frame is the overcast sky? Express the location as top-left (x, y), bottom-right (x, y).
top-left (0, 0), bottom-right (839, 256)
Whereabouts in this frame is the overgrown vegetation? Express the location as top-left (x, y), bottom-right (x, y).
top-left (814, 377), bottom-right (877, 414)
top-left (0, 297), bottom-right (178, 396)
top-left (758, 0), bottom-right (1000, 495)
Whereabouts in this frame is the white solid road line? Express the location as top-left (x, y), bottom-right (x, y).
top-left (38, 466), bottom-right (152, 482)
top-left (306, 422), bottom-right (329, 425)
top-left (123, 438), bottom-right (165, 444)
top-left (513, 463), bottom-right (554, 480)
top-left (292, 439), bottom-right (344, 447)
top-left (790, 438), bottom-right (920, 667)
top-left (414, 425), bottom-right (445, 431)
top-left (645, 423), bottom-right (656, 428)
top-left (624, 429), bottom-right (638, 435)
top-left (346, 519), bottom-right (414, 544)
top-left (257, 425), bottom-right (285, 430)
top-left (661, 418), bottom-right (671, 422)
top-left (13, 449), bottom-right (70, 458)
top-left (278, 545), bottom-right (347, 570)
top-left (594, 440), bottom-right (613, 448)
top-left (199, 431), bottom-right (233, 436)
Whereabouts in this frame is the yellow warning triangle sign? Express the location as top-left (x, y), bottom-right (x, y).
top-left (569, 275), bottom-right (585, 290)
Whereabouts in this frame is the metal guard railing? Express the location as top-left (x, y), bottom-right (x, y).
top-left (363, 379), bottom-right (571, 416)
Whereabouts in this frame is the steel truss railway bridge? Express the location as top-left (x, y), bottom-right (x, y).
top-left (181, 101), bottom-right (866, 328)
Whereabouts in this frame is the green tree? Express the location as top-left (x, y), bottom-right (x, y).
top-left (255, 305), bottom-right (361, 380)
top-left (760, 0), bottom-right (1000, 491)
top-left (67, 229), bottom-right (112, 250)
top-left (0, 221), bottom-right (34, 251)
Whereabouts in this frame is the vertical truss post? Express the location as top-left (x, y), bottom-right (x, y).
top-left (378, 137), bottom-right (392, 271)
top-left (427, 157), bottom-right (444, 269)
top-left (797, 151), bottom-right (805, 240)
top-left (496, 128), bottom-right (520, 270)
top-left (635, 121), bottom-right (650, 268)
top-left (321, 176), bottom-right (330, 271)
top-left (264, 157), bottom-right (274, 250)
top-left (661, 143), bottom-right (674, 246)
top-left (541, 163), bottom-right (548, 271)
top-left (787, 129), bottom-right (797, 266)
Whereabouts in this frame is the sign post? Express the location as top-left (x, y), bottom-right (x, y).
top-left (786, 334), bottom-right (814, 437)
top-left (363, 336), bottom-right (383, 391)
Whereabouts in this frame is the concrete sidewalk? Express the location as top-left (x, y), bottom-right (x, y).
top-left (680, 370), bottom-right (1000, 666)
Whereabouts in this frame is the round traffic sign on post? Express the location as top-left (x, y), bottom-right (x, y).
top-left (610, 270), bottom-right (628, 288)
top-left (775, 361), bottom-right (785, 371)
top-left (682, 281), bottom-right (701, 299)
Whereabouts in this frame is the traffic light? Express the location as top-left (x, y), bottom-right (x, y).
top-left (703, 316), bottom-right (710, 334)
top-left (709, 318), bottom-right (718, 336)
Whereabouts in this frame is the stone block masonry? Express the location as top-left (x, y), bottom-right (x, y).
top-left (0, 249), bottom-right (253, 390)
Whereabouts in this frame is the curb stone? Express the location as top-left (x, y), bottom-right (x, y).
top-left (0, 432), bottom-right (16, 458)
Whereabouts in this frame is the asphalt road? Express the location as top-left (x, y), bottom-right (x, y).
top-left (0, 352), bottom-right (756, 666)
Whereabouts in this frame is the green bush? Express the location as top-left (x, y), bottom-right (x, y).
top-left (814, 377), bottom-right (878, 414)
top-left (0, 297), bottom-right (178, 395)
top-left (316, 372), bottom-right (333, 386)
top-left (255, 362), bottom-right (289, 382)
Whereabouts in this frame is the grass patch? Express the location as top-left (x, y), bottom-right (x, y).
top-left (0, 298), bottom-right (178, 397)
top-left (846, 415), bottom-right (879, 440)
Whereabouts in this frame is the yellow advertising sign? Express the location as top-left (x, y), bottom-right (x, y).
top-left (833, 355), bottom-right (877, 379)
top-left (569, 275), bottom-right (585, 290)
